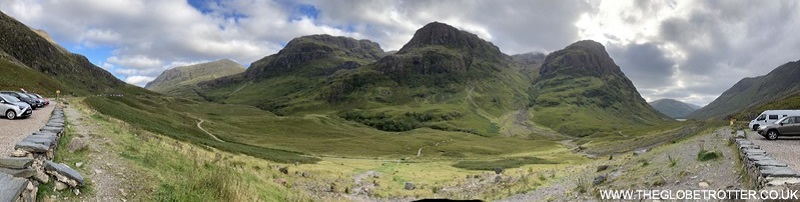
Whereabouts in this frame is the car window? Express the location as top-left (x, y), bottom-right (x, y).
top-left (769, 115), bottom-right (779, 120)
top-left (756, 114), bottom-right (766, 121)
top-left (0, 94), bottom-right (20, 102)
top-left (783, 118), bottom-right (794, 124)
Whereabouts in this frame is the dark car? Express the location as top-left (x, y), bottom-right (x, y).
top-left (0, 91), bottom-right (38, 109)
top-left (23, 93), bottom-right (44, 108)
top-left (758, 116), bottom-right (800, 140)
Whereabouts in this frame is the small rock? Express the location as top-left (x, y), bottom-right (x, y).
top-left (494, 176), bottom-right (502, 183)
top-left (119, 189), bottom-right (128, 197)
top-left (633, 149), bottom-right (648, 156)
top-left (494, 167), bottom-right (505, 174)
top-left (301, 172), bottom-right (311, 178)
top-left (279, 167), bottom-right (289, 175)
top-left (698, 181), bottom-right (709, 188)
top-left (10, 150), bottom-right (28, 157)
top-left (404, 182), bottom-right (415, 190)
top-left (75, 162), bottom-right (83, 168)
top-left (73, 188), bottom-right (80, 196)
top-left (54, 182), bottom-right (68, 191)
top-left (597, 165), bottom-right (610, 172)
top-left (593, 175), bottom-right (607, 186)
top-left (34, 170), bottom-right (49, 183)
top-left (94, 169), bottom-right (103, 174)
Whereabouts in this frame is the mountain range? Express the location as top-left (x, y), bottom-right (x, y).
top-left (648, 99), bottom-right (701, 119)
top-left (188, 22), bottom-right (670, 137)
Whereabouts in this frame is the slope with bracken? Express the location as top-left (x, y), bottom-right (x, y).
top-left (689, 60), bottom-right (800, 119)
top-left (0, 11), bottom-right (149, 96)
top-left (146, 59), bottom-right (244, 99)
top-left (649, 98), bottom-right (701, 119)
top-left (529, 40), bottom-right (671, 137)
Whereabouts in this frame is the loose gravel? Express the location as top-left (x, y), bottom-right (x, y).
top-left (0, 104), bottom-right (55, 156)
top-left (745, 129), bottom-right (800, 171)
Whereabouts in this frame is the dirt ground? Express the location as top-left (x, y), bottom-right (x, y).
top-left (0, 103), bottom-right (54, 156)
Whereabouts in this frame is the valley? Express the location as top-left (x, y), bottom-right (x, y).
top-left (2, 4), bottom-right (800, 200)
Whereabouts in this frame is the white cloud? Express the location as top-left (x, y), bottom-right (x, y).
top-left (124, 76), bottom-right (155, 87)
top-left (2, 0), bottom-right (800, 105)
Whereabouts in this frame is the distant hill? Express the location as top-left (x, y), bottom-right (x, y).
top-left (649, 98), bottom-right (701, 118)
top-left (529, 40), bottom-right (671, 136)
top-left (146, 59), bottom-right (244, 98)
top-left (688, 60), bottom-right (800, 119)
top-left (0, 11), bottom-right (149, 96)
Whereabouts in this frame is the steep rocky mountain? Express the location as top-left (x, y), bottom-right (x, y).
top-left (689, 60), bottom-right (800, 119)
top-left (0, 11), bottom-right (147, 95)
top-left (649, 98), bottom-right (701, 118)
top-left (146, 59), bottom-right (244, 97)
top-left (244, 34), bottom-right (385, 80)
top-left (374, 22), bottom-right (509, 86)
top-left (530, 40), bottom-right (671, 136)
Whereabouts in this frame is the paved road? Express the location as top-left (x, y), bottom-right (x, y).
top-left (0, 103), bottom-right (55, 156)
top-left (745, 129), bottom-right (800, 171)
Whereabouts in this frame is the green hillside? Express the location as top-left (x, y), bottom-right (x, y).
top-left (0, 11), bottom-right (151, 96)
top-left (530, 40), bottom-right (671, 136)
top-left (689, 60), bottom-right (800, 119)
top-left (649, 98), bottom-right (700, 118)
top-left (145, 59), bottom-right (245, 99)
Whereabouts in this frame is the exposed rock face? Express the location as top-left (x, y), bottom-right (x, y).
top-left (530, 40), bottom-right (670, 136)
top-left (539, 40), bottom-right (624, 79)
top-left (375, 22), bottom-right (509, 83)
top-left (244, 34), bottom-right (385, 79)
top-left (145, 59), bottom-right (245, 92)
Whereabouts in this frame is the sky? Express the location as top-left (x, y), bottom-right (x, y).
top-left (2, 0), bottom-right (799, 106)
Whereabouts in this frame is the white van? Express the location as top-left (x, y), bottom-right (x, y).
top-left (749, 110), bottom-right (800, 131)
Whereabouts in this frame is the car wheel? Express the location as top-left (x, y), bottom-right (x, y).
top-left (6, 110), bottom-right (16, 120)
top-left (767, 130), bottom-right (779, 140)
top-left (752, 125), bottom-right (759, 131)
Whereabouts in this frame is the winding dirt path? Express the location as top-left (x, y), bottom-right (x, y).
top-left (196, 118), bottom-right (225, 142)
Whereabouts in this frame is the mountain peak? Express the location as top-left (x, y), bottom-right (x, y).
top-left (649, 98), bottom-right (701, 118)
top-left (244, 34), bottom-right (385, 79)
top-left (398, 22), bottom-right (503, 56)
top-left (146, 59), bottom-right (245, 92)
top-left (539, 40), bottom-right (621, 78)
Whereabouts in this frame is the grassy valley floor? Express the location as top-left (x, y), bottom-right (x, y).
top-left (51, 96), bottom-right (726, 200)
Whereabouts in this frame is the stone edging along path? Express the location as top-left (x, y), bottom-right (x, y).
top-left (0, 105), bottom-right (85, 202)
top-left (731, 130), bottom-right (800, 190)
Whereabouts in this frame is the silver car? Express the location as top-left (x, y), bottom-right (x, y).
top-left (0, 94), bottom-right (32, 120)
top-left (758, 116), bottom-right (800, 140)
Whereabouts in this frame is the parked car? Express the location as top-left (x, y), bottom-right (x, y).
top-left (0, 94), bottom-right (32, 120)
top-left (32, 93), bottom-right (49, 105)
top-left (748, 110), bottom-right (800, 131)
top-left (757, 116), bottom-right (800, 140)
top-left (23, 93), bottom-right (44, 108)
top-left (0, 91), bottom-right (38, 109)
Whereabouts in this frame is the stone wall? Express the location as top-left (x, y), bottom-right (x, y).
top-left (731, 130), bottom-right (800, 190)
top-left (0, 106), bottom-right (84, 202)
